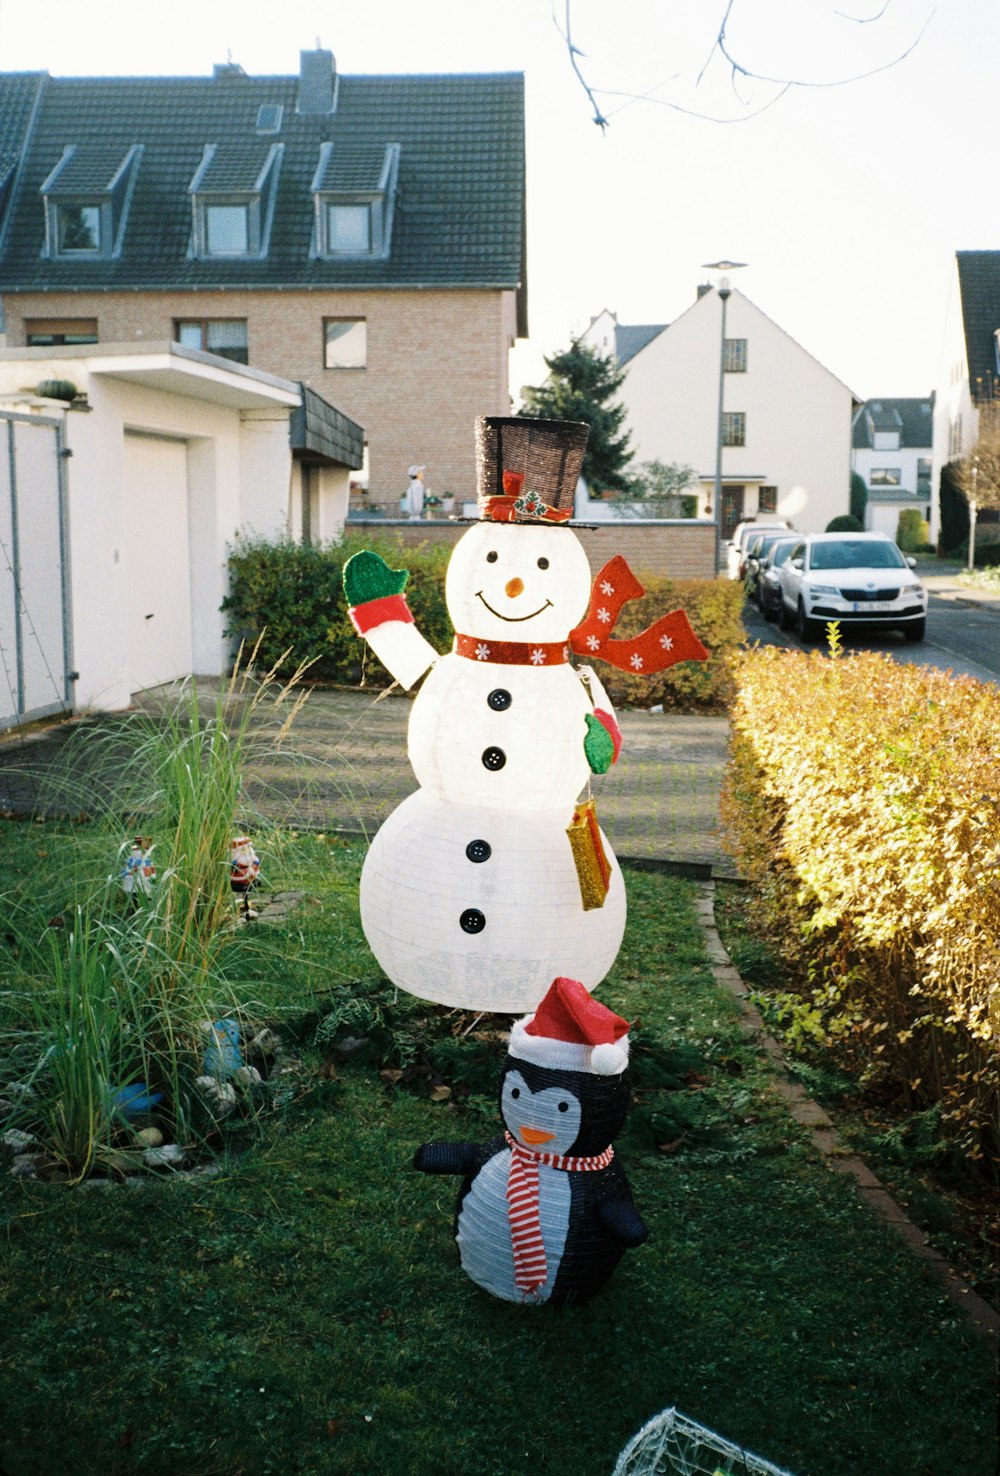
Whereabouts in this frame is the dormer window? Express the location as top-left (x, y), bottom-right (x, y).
top-left (189, 143), bottom-right (282, 260)
top-left (41, 144), bottom-right (142, 260)
top-left (311, 141), bottom-right (399, 260)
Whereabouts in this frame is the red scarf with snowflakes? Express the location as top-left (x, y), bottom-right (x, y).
top-left (567, 556), bottom-right (709, 674)
top-left (504, 1130), bottom-right (615, 1297)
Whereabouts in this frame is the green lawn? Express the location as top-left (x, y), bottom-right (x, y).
top-left (0, 828), bottom-right (995, 1476)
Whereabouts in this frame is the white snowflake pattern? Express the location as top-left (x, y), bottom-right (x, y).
top-left (659, 634), bottom-right (674, 651)
top-left (586, 634), bottom-right (601, 651)
top-left (475, 643), bottom-right (491, 661)
top-left (630, 653), bottom-right (644, 670)
top-left (600, 580), bottom-right (615, 596)
top-left (530, 647), bottom-right (547, 665)
top-left (597, 606), bottom-right (612, 624)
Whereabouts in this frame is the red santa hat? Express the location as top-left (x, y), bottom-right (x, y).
top-left (509, 976), bottom-right (630, 1077)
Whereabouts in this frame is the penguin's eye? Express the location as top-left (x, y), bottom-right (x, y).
top-left (537, 557), bottom-right (549, 570)
top-left (510, 1087), bottom-right (520, 1099)
top-left (558, 1100), bottom-right (570, 1113)
top-left (486, 551), bottom-right (499, 564)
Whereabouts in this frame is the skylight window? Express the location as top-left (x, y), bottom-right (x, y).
top-left (256, 103), bottom-right (284, 134)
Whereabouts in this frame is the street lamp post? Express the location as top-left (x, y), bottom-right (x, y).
top-left (702, 260), bottom-right (747, 576)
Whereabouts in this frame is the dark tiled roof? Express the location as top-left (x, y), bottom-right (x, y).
top-left (0, 63), bottom-right (525, 297)
top-left (0, 73), bottom-right (45, 233)
top-left (193, 141), bottom-right (280, 193)
top-left (852, 397), bottom-right (933, 449)
top-left (957, 250), bottom-right (1000, 401)
top-left (616, 322), bottom-right (667, 366)
top-left (291, 384), bottom-right (364, 466)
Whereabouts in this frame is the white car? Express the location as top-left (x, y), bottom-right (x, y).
top-left (776, 532), bottom-right (927, 642)
top-left (726, 518), bottom-right (790, 580)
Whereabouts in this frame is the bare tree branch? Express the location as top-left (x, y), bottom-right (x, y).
top-left (715, 3), bottom-right (935, 90)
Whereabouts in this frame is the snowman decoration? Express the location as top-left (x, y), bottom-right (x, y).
top-left (414, 974), bottom-right (647, 1306)
top-left (343, 416), bottom-right (707, 1014)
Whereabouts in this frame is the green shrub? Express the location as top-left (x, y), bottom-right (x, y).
top-left (223, 534), bottom-right (452, 686)
top-left (896, 507), bottom-right (930, 552)
top-left (722, 646), bottom-right (1000, 1163)
top-left (850, 470), bottom-right (868, 527)
top-left (824, 514), bottom-right (863, 533)
top-left (596, 576), bottom-right (745, 711)
top-left (939, 460), bottom-right (969, 554)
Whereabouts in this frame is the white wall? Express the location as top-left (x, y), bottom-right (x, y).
top-left (611, 289), bottom-right (856, 534)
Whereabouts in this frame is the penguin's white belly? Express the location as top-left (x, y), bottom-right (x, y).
top-left (457, 1151), bottom-right (571, 1303)
top-left (359, 789), bottom-right (627, 1013)
top-left (408, 655), bottom-right (592, 809)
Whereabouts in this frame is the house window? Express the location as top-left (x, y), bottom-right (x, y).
top-left (56, 203), bottom-right (102, 254)
top-left (175, 319), bottom-right (249, 365)
top-left (327, 204), bottom-right (371, 254)
top-left (758, 485), bottom-right (778, 513)
top-left (324, 318), bottom-right (367, 369)
top-left (722, 412), bottom-right (745, 447)
top-left (25, 318), bottom-right (98, 346)
top-left (205, 204), bottom-right (250, 256)
top-left (723, 338), bottom-right (747, 373)
top-left (870, 468), bottom-right (901, 486)
top-left (917, 458), bottom-right (932, 495)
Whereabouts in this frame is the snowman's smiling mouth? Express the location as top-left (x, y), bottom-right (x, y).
top-left (476, 591), bottom-right (553, 622)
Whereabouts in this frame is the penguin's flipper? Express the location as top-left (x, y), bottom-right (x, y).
top-left (598, 1198), bottom-right (649, 1247)
top-left (413, 1141), bottom-right (480, 1176)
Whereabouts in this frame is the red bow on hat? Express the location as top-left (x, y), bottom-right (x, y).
top-left (484, 469), bottom-right (574, 524)
top-left (569, 556), bottom-right (709, 675)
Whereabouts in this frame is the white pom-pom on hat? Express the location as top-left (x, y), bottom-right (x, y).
top-left (590, 1042), bottom-right (628, 1076)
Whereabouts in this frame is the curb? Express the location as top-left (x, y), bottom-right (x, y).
top-left (694, 881), bottom-right (1000, 1344)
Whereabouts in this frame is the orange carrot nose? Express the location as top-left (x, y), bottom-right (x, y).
top-left (519, 1125), bottom-right (555, 1146)
top-left (505, 577), bottom-right (524, 598)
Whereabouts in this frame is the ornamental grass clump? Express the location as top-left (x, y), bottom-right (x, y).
top-left (722, 644), bottom-right (1000, 1163)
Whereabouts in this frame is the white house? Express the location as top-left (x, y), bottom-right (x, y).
top-left (851, 398), bottom-right (934, 538)
top-left (0, 341), bottom-right (361, 729)
top-left (931, 250), bottom-right (1000, 549)
top-left (582, 289), bottom-right (859, 541)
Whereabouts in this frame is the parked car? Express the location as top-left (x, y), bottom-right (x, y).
top-left (776, 532), bottom-right (927, 642)
top-left (743, 529), bottom-right (792, 605)
top-left (726, 518), bottom-right (790, 579)
top-left (756, 536), bottom-right (800, 619)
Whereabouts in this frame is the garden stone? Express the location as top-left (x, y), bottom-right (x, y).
top-left (142, 1143), bottom-right (189, 1170)
top-left (3, 1128), bottom-right (36, 1153)
top-left (0, 1097), bottom-right (16, 1120)
top-left (10, 1154), bottom-right (41, 1179)
top-left (249, 1028), bottom-right (280, 1059)
top-left (232, 1065), bottom-right (263, 1090)
top-left (329, 1033), bottom-right (370, 1061)
top-left (136, 1126), bottom-right (164, 1148)
top-left (195, 1075), bottom-right (237, 1118)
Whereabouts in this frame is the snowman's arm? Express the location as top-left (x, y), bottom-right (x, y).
top-left (597, 1196), bottom-right (649, 1247)
top-left (343, 551), bottom-right (439, 690)
top-left (413, 1141), bottom-right (482, 1176)
top-left (578, 664), bottom-right (623, 774)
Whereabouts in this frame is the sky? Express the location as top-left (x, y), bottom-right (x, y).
top-left (0, 0), bottom-right (994, 404)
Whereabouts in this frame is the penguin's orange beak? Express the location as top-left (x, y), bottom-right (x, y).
top-left (519, 1125), bottom-right (555, 1146)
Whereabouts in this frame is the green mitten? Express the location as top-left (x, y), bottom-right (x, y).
top-left (343, 550), bottom-right (409, 607)
top-left (583, 712), bottom-right (616, 775)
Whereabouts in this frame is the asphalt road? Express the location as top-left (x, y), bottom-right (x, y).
top-left (742, 587), bottom-right (1000, 685)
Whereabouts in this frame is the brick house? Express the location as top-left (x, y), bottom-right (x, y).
top-left (0, 51), bottom-right (526, 512)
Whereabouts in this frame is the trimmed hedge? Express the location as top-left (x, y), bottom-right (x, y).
top-left (722, 644), bottom-right (1000, 1162)
top-left (224, 537), bottom-right (743, 708)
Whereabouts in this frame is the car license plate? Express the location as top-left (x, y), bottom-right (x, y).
top-left (852, 601), bottom-right (892, 612)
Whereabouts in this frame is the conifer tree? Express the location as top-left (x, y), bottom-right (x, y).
top-left (519, 343), bottom-right (634, 494)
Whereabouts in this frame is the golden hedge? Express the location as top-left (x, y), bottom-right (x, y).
top-left (722, 643), bottom-right (1000, 1161)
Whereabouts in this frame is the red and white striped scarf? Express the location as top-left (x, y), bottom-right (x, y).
top-left (503, 1130), bottom-right (615, 1297)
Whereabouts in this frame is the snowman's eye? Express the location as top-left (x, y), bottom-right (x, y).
top-left (558, 1101), bottom-right (570, 1112)
top-left (510, 1087), bottom-right (520, 1100)
top-left (537, 558), bottom-right (549, 570)
top-left (486, 551), bottom-right (499, 563)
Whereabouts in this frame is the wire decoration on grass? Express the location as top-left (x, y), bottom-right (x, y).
top-left (612, 1407), bottom-right (796, 1476)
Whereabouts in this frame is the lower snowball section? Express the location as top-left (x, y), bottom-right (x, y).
top-left (359, 789), bottom-right (627, 1013)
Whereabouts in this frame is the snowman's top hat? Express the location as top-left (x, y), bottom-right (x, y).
top-left (509, 976), bottom-right (630, 1076)
top-left (475, 416), bottom-right (589, 524)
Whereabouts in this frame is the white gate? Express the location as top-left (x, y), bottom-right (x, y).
top-left (0, 411), bottom-right (73, 733)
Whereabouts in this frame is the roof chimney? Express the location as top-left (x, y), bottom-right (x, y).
top-left (696, 282), bottom-right (713, 299)
top-left (299, 48), bottom-right (337, 114)
top-left (213, 61), bottom-right (246, 79)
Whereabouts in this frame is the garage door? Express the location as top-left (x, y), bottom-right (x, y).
top-left (123, 432), bottom-right (193, 694)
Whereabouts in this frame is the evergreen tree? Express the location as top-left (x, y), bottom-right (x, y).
top-left (519, 343), bottom-right (634, 494)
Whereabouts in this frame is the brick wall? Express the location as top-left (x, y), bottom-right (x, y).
top-left (8, 288), bottom-right (516, 507)
top-left (353, 517), bottom-right (717, 581)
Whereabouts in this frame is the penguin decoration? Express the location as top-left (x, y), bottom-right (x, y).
top-left (414, 976), bottom-right (648, 1306)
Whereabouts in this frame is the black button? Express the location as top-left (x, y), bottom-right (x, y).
top-left (487, 688), bottom-right (512, 711)
top-left (466, 839), bottom-right (492, 863)
top-left (481, 747), bottom-right (506, 771)
top-left (460, 909), bottom-right (486, 934)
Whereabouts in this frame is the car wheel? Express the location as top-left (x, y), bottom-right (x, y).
top-left (797, 601), bottom-right (821, 642)
top-left (903, 618), bottom-right (926, 643)
top-left (776, 597), bottom-right (789, 630)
